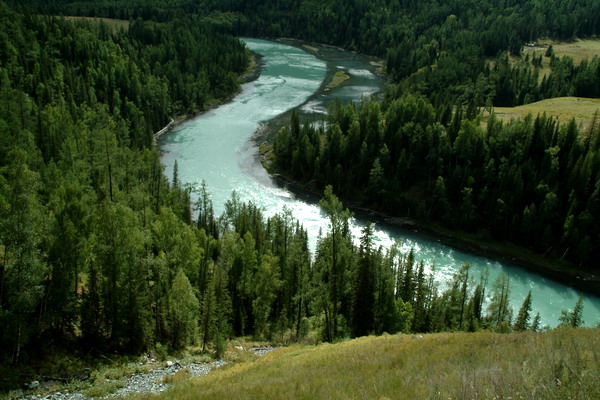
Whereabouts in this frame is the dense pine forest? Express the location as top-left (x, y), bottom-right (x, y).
top-left (1, 0), bottom-right (599, 392)
top-left (0, 0), bottom-right (251, 369)
top-left (15, 0), bottom-right (600, 103)
top-left (24, 0), bottom-right (600, 266)
top-left (274, 98), bottom-right (600, 267)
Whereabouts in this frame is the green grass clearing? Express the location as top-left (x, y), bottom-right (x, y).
top-left (488, 96), bottom-right (600, 131)
top-left (524, 38), bottom-right (600, 64)
top-left (325, 70), bottom-right (350, 90)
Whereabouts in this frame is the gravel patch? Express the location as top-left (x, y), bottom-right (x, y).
top-left (16, 392), bottom-right (89, 400)
top-left (103, 360), bottom-right (228, 398)
top-left (18, 360), bottom-right (229, 400)
top-left (18, 348), bottom-right (275, 400)
top-left (248, 346), bottom-right (276, 356)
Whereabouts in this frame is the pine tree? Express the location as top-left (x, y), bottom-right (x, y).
top-left (169, 269), bottom-right (200, 350)
top-left (317, 186), bottom-right (353, 341)
top-left (252, 252), bottom-right (281, 340)
top-left (200, 261), bottom-right (217, 353)
top-left (558, 295), bottom-right (585, 328)
top-left (172, 160), bottom-right (179, 188)
top-left (531, 312), bottom-right (541, 332)
top-left (514, 290), bottom-right (532, 331)
top-left (351, 223), bottom-right (375, 337)
top-left (487, 274), bottom-right (512, 328)
top-left (213, 260), bottom-right (232, 358)
top-left (0, 149), bottom-right (48, 364)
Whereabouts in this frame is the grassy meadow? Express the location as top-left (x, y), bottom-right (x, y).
top-left (133, 328), bottom-right (600, 400)
top-left (488, 96), bottom-right (600, 131)
top-left (524, 38), bottom-right (600, 64)
top-left (494, 38), bottom-right (600, 82)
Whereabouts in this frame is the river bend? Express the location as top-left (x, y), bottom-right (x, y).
top-left (160, 38), bottom-right (600, 327)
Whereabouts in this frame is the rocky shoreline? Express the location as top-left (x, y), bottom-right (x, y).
top-left (18, 347), bottom-right (275, 400)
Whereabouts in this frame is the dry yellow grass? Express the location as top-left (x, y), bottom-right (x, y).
top-left (489, 96), bottom-right (600, 130)
top-left (134, 328), bottom-right (599, 400)
top-left (524, 38), bottom-right (600, 64)
top-left (63, 16), bottom-right (130, 32)
top-left (521, 38), bottom-right (600, 81)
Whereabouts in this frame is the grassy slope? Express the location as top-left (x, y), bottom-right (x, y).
top-left (524, 38), bottom-right (600, 64)
top-left (490, 97), bottom-right (600, 130)
top-left (140, 329), bottom-right (600, 400)
top-left (524, 38), bottom-right (600, 82)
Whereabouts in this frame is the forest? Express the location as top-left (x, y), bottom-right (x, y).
top-left (274, 98), bottom-right (600, 267)
top-left (0, 0), bottom-right (598, 389)
top-left (0, 0), bottom-right (251, 369)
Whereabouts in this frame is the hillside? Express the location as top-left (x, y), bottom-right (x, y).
top-left (490, 97), bottom-right (600, 130)
top-left (142, 329), bottom-right (600, 400)
top-left (524, 39), bottom-right (600, 64)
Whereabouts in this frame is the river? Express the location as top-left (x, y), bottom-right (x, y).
top-left (159, 38), bottom-right (600, 328)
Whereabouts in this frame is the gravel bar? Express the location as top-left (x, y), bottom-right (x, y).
top-left (18, 360), bottom-right (229, 400)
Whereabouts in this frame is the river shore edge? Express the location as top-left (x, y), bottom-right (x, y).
top-left (156, 37), bottom-right (600, 297)
top-left (154, 45), bottom-right (263, 144)
top-left (266, 168), bottom-right (600, 296)
top-left (245, 40), bottom-right (600, 297)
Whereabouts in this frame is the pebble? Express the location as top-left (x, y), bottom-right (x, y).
top-left (249, 346), bottom-right (276, 356)
top-left (103, 360), bottom-right (228, 399)
top-left (18, 360), bottom-right (229, 400)
top-left (18, 349), bottom-right (271, 400)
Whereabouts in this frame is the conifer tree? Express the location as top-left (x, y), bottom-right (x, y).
top-left (0, 149), bottom-right (47, 364)
top-left (169, 268), bottom-right (200, 350)
top-left (514, 290), bottom-right (533, 331)
top-left (559, 295), bottom-right (585, 328)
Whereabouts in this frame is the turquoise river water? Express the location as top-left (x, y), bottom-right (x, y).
top-left (160, 38), bottom-right (600, 328)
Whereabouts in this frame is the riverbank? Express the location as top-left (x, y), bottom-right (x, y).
top-left (154, 46), bottom-right (263, 145)
top-left (266, 167), bottom-right (600, 296)
top-left (247, 39), bottom-right (599, 296)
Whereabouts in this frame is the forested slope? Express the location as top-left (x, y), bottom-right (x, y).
top-left (274, 97), bottom-right (600, 268)
top-left (17, 0), bottom-right (600, 105)
top-left (0, 1), bottom-right (248, 368)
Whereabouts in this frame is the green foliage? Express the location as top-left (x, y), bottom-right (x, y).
top-left (559, 295), bottom-right (585, 328)
top-left (169, 269), bottom-right (200, 350)
top-left (514, 291), bottom-right (533, 331)
top-left (487, 274), bottom-right (512, 328)
top-left (0, 149), bottom-right (48, 364)
top-left (273, 92), bottom-right (600, 268)
top-left (0, 1), bottom-right (247, 366)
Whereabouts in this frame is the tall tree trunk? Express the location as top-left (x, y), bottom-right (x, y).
top-left (12, 322), bottom-right (22, 365)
